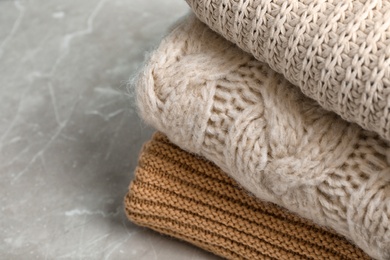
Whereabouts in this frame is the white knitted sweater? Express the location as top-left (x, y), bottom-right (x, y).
top-left (186, 0), bottom-right (390, 143)
top-left (136, 15), bottom-right (390, 259)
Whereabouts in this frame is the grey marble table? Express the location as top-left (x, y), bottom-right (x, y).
top-left (0, 0), bottom-right (220, 259)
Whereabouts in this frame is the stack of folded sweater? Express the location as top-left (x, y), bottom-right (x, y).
top-left (126, 1), bottom-right (390, 259)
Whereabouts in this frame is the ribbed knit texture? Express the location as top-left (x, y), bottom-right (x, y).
top-left (185, 0), bottom-right (390, 142)
top-left (135, 15), bottom-right (390, 259)
top-left (125, 132), bottom-right (371, 260)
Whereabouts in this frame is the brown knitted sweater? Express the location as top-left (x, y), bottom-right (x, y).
top-left (125, 132), bottom-right (370, 260)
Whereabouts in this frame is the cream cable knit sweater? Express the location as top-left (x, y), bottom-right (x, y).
top-left (136, 15), bottom-right (390, 259)
top-left (185, 0), bottom-right (390, 143)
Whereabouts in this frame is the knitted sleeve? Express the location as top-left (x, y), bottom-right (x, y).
top-left (185, 0), bottom-right (390, 142)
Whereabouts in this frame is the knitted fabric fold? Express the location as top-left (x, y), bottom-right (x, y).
top-left (136, 15), bottom-right (390, 259)
top-left (125, 132), bottom-right (371, 260)
top-left (185, 0), bottom-right (390, 142)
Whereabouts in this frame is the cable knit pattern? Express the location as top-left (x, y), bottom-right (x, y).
top-left (136, 15), bottom-right (390, 259)
top-left (185, 0), bottom-right (390, 142)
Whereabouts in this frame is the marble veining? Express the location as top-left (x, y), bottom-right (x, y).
top-left (0, 0), bottom-right (220, 259)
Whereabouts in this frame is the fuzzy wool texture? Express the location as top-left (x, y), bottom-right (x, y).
top-left (136, 15), bottom-right (390, 259)
top-left (186, 0), bottom-right (390, 143)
